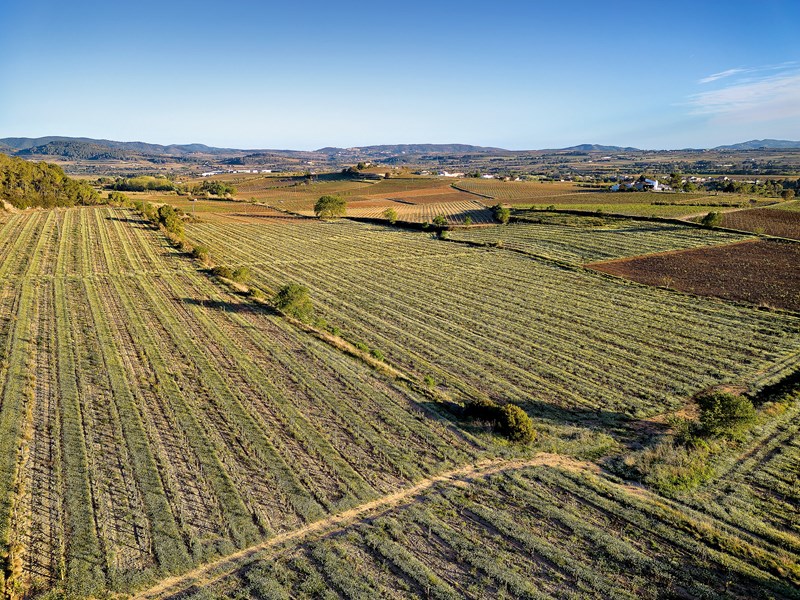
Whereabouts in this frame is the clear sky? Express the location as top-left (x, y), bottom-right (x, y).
top-left (1, 0), bottom-right (798, 150)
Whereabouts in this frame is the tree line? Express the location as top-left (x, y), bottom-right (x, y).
top-left (0, 153), bottom-right (101, 208)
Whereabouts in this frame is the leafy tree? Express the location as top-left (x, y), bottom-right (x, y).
top-left (211, 265), bottom-right (234, 279)
top-left (191, 245), bottom-right (209, 262)
top-left (382, 207), bottom-right (398, 224)
top-left (193, 180), bottom-right (236, 197)
top-left (314, 195), bottom-right (346, 218)
top-left (273, 283), bottom-right (314, 322)
top-left (464, 216), bottom-right (473, 226)
top-left (157, 204), bottom-right (184, 236)
top-left (700, 211), bottom-right (722, 228)
top-left (498, 404), bottom-right (536, 443)
top-left (492, 204), bottom-right (511, 224)
top-left (781, 189), bottom-right (796, 201)
top-left (432, 215), bottom-right (447, 227)
top-left (107, 191), bottom-right (130, 205)
top-left (696, 392), bottom-right (756, 439)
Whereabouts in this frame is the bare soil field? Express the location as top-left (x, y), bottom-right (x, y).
top-left (589, 239), bottom-right (800, 312)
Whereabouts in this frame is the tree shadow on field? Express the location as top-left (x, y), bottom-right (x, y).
top-left (517, 399), bottom-right (672, 448)
top-left (181, 297), bottom-right (279, 317)
top-left (104, 215), bottom-right (151, 226)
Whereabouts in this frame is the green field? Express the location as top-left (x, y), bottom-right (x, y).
top-left (186, 219), bottom-right (800, 418)
top-left (0, 207), bottom-right (484, 598)
top-left (448, 214), bottom-right (751, 264)
top-left (174, 462), bottom-right (800, 600)
top-left (0, 202), bottom-right (798, 599)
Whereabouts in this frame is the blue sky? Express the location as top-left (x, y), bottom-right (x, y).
top-left (1, 0), bottom-right (798, 150)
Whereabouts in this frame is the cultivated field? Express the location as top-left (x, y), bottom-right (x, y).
top-left (346, 198), bottom-right (494, 225)
top-left (453, 180), bottom-right (770, 217)
top-left (1, 200), bottom-right (798, 599)
top-left (589, 239), bottom-right (800, 312)
top-left (448, 214), bottom-right (750, 264)
top-left (0, 207), bottom-right (484, 598)
top-left (719, 206), bottom-right (800, 240)
top-left (186, 219), bottom-right (800, 418)
top-left (160, 462), bottom-right (800, 600)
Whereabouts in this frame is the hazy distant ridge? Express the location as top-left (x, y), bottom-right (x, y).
top-left (712, 139), bottom-right (800, 150)
top-left (3, 136), bottom-right (800, 161)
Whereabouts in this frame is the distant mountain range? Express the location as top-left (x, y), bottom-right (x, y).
top-left (558, 144), bottom-right (641, 152)
top-left (711, 139), bottom-right (800, 150)
top-left (316, 143), bottom-right (507, 155)
top-left (2, 136), bottom-right (800, 163)
top-left (0, 136), bottom-right (236, 157)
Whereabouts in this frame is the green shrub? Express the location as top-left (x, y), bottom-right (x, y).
top-left (273, 283), bottom-right (314, 322)
top-left (464, 399), bottom-right (535, 443)
top-left (383, 207), bottom-right (398, 224)
top-left (370, 348), bottom-right (385, 361)
top-left (191, 245), bottom-right (209, 262)
top-left (432, 215), bottom-right (447, 227)
top-left (157, 204), bottom-right (184, 236)
top-left (700, 211), bottom-right (722, 228)
top-left (211, 265), bottom-right (234, 279)
top-left (696, 392), bottom-right (756, 439)
top-left (497, 404), bottom-right (536, 443)
top-left (492, 204), bottom-right (511, 224)
top-left (231, 266), bottom-right (251, 284)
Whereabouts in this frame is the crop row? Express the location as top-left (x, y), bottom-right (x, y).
top-left (449, 219), bottom-right (749, 264)
top-left (0, 207), bottom-right (483, 597)
top-left (187, 220), bottom-right (800, 418)
top-left (185, 465), bottom-right (799, 600)
top-left (346, 199), bottom-right (494, 224)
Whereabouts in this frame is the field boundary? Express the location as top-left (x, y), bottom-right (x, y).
top-left (131, 454), bottom-right (596, 599)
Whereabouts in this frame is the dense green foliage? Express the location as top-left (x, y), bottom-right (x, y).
top-left (314, 194), bottom-right (346, 218)
top-left (697, 392), bottom-right (756, 439)
top-left (464, 398), bottom-right (535, 443)
top-left (194, 180), bottom-right (236, 197)
top-left (700, 210), bottom-right (723, 228)
top-left (492, 203), bottom-right (510, 224)
top-left (157, 204), bottom-right (184, 237)
top-left (0, 153), bottom-right (100, 208)
top-left (382, 207), bottom-right (398, 224)
top-left (273, 283), bottom-right (314, 322)
top-left (110, 175), bottom-right (176, 192)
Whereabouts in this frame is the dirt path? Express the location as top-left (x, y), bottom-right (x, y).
top-left (132, 453), bottom-right (595, 599)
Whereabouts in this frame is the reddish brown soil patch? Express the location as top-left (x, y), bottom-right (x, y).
top-left (720, 208), bottom-right (800, 240)
top-left (588, 239), bottom-right (800, 312)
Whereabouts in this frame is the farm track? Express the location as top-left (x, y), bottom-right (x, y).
top-left (133, 454), bottom-right (595, 599)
